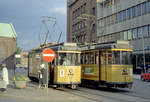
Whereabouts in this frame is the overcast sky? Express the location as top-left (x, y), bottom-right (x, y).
top-left (0, 0), bottom-right (67, 50)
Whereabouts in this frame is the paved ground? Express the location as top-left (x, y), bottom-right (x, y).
top-left (0, 68), bottom-right (149, 102)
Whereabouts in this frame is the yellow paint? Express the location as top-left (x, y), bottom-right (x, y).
top-left (54, 66), bottom-right (81, 84)
top-left (81, 64), bottom-right (99, 81)
top-left (57, 51), bottom-right (81, 53)
top-left (101, 65), bottom-right (133, 83)
top-left (81, 64), bottom-right (133, 83)
top-left (102, 49), bottom-right (133, 52)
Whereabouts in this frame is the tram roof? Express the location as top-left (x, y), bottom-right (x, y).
top-left (80, 40), bottom-right (132, 51)
top-left (31, 42), bottom-right (80, 52)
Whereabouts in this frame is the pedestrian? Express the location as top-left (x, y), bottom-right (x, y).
top-left (0, 64), bottom-right (9, 92)
top-left (63, 57), bottom-right (71, 66)
top-left (38, 68), bottom-right (42, 88)
top-left (39, 64), bottom-right (47, 88)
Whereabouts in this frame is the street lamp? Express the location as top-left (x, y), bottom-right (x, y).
top-left (142, 31), bottom-right (146, 73)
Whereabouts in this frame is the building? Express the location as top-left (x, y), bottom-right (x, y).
top-left (97, 0), bottom-right (150, 72)
top-left (67, 0), bottom-right (98, 43)
top-left (20, 51), bottom-right (28, 68)
top-left (0, 23), bottom-right (17, 69)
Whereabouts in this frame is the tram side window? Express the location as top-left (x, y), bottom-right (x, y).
top-left (90, 54), bottom-right (94, 64)
top-left (85, 55), bottom-right (88, 64)
top-left (108, 51), bottom-right (112, 64)
top-left (101, 52), bottom-right (105, 64)
top-left (84, 52), bottom-right (94, 64)
top-left (112, 51), bottom-right (120, 64)
top-left (81, 54), bottom-right (84, 64)
top-left (95, 52), bottom-right (99, 64)
top-left (121, 51), bottom-right (132, 65)
top-left (74, 53), bottom-right (80, 65)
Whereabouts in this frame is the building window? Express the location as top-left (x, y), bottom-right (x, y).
top-left (127, 8), bottom-right (131, 19)
top-left (142, 2), bottom-right (147, 14)
top-left (91, 7), bottom-right (95, 15)
top-left (132, 6), bottom-right (136, 17)
top-left (137, 4), bottom-right (141, 16)
top-left (128, 30), bottom-right (132, 40)
top-left (123, 31), bottom-right (128, 40)
top-left (137, 27), bottom-right (142, 38)
top-left (101, 18), bottom-right (104, 27)
top-left (75, 9), bottom-right (77, 18)
top-left (92, 24), bottom-right (96, 33)
top-left (132, 28), bottom-right (137, 39)
top-left (118, 11), bottom-right (122, 22)
top-left (123, 10), bottom-right (126, 21)
top-left (147, 0), bottom-right (150, 12)
top-left (78, 8), bottom-right (80, 16)
top-left (72, 11), bottom-right (75, 19)
top-left (114, 13), bottom-right (118, 23)
top-left (83, 3), bottom-right (86, 13)
top-left (142, 26), bottom-right (148, 37)
top-left (79, 22), bottom-right (81, 30)
top-left (120, 32), bottom-right (123, 40)
top-left (110, 15), bottom-right (114, 24)
top-left (149, 25), bottom-right (150, 36)
top-left (107, 16), bottom-right (110, 25)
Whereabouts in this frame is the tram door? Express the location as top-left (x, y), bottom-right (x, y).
top-left (100, 51), bottom-right (107, 81)
top-left (49, 62), bottom-right (54, 84)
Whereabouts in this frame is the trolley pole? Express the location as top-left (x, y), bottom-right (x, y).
top-left (142, 32), bottom-right (146, 73)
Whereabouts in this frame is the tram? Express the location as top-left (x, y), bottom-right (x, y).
top-left (80, 41), bottom-right (133, 88)
top-left (28, 43), bottom-right (81, 89)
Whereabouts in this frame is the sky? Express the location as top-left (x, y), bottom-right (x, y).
top-left (0, 0), bottom-right (67, 50)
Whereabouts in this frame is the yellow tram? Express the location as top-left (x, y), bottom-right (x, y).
top-left (80, 41), bottom-right (133, 88)
top-left (28, 43), bottom-right (81, 89)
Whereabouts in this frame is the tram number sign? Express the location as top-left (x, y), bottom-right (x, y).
top-left (60, 69), bottom-right (64, 77)
top-left (42, 48), bottom-right (55, 62)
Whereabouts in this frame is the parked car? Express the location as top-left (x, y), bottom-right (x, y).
top-left (140, 69), bottom-right (150, 81)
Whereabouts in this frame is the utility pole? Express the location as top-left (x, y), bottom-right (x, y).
top-left (142, 29), bottom-right (146, 73)
top-left (39, 16), bottom-right (56, 45)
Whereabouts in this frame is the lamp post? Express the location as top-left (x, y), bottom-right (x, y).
top-left (142, 32), bottom-right (146, 73)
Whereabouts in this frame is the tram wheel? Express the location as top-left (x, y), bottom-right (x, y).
top-left (71, 85), bottom-right (77, 89)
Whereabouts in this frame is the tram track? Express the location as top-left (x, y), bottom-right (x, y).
top-left (59, 87), bottom-right (150, 102)
top-left (56, 88), bottom-right (103, 102)
top-left (79, 87), bottom-right (150, 102)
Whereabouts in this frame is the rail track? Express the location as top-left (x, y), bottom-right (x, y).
top-left (58, 87), bottom-right (150, 102)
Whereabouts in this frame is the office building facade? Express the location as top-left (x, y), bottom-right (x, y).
top-left (97, 0), bottom-right (150, 72)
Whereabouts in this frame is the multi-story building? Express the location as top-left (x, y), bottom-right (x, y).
top-left (97, 0), bottom-right (150, 72)
top-left (0, 23), bottom-right (17, 69)
top-left (67, 0), bottom-right (98, 43)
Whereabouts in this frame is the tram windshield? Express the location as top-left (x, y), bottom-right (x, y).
top-left (108, 51), bottom-right (132, 65)
top-left (57, 52), bottom-right (80, 66)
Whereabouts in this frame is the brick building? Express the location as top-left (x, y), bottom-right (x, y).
top-left (0, 23), bottom-right (17, 69)
top-left (67, 0), bottom-right (98, 43)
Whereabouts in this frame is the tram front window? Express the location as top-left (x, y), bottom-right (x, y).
top-left (58, 53), bottom-right (80, 66)
top-left (121, 51), bottom-right (132, 65)
top-left (110, 51), bottom-right (132, 65)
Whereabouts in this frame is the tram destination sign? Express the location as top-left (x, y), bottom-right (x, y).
top-left (42, 48), bottom-right (55, 62)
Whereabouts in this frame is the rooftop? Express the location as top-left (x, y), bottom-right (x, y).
top-left (0, 22), bottom-right (17, 38)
